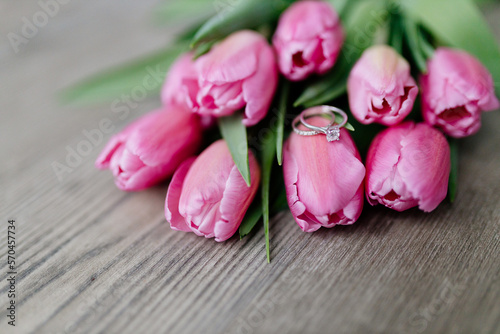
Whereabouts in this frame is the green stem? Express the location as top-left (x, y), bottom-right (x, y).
top-left (403, 16), bottom-right (428, 73)
top-left (276, 82), bottom-right (289, 166)
top-left (389, 14), bottom-right (404, 54)
top-left (418, 27), bottom-right (436, 59)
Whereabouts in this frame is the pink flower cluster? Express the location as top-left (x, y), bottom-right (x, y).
top-left (344, 44), bottom-right (497, 217)
top-left (347, 45), bottom-right (498, 136)
top-left (96, 1), bottom-right (498, 241)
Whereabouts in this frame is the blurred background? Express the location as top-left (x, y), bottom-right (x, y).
top-left (2, 1), bottom-right (169, 173)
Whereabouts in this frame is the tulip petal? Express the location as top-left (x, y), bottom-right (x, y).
top-left (283, 144), bottom-right (321, 232)
top-left (341, 185), bottom-right (364, 224)
top-left (95, 133), bottom-right (127, 169)
top-left (126, 109), bottom-right (202, 167)
top-left (293, 130), bottom-right (365, 215)
top-left (197, 31), bottom-right (259, 84)
top-left (216, 154), bottom-right (260, 242)
top-left (178, 140), bottom-right (233, 238)
top-left (120, 149), bottom-right (145, 172)
top-left (277, 1), bottom-right (339, 41)
top-left (115, 163), bottom-right (169, 191)
top-left (397, 124), bottom-right (450, 212)
top-left (165, 158), bottom-right (196, 232)
top-left (241, 45), bottom-right (278, 126)
top-left (318, 30), bottom-right (343, 73)
top-left (196, 81), bottom-right (245, 116)
top-left (161, 52), bottom-right (198, 108)
top-left (366, 123), bottom-right (412, 198)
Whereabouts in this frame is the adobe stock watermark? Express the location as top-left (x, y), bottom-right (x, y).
top-left (407, 277), bottom-right (466, 333)
top-left (7, 0), bottom-right (72, 54)
top-left (51, 64), bottom-right (165, 182)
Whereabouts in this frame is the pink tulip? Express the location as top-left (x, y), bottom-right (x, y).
top-left (421, 47), bottom-right (499, 138)
top-left (165, 140), bottom-right (260, 242)
top-left (273, 0), bottom-right (344, 81)
top-left (161, 52), bottom-right (198, 109)
top-left (366, 122), bottom-right (450, 212)
top-left (95, 107), bottom-right (202, 191)
top-left (161, 52), bottom-right (216, 129)
top-left (171, 30), bottom-right (277, 127)
top-left (283, 115), bottom-right (365, 232)
top-left (348, 45), bottom-right (418, 126)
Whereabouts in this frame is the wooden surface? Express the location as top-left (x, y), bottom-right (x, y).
top-left (1, 1), bottom-right (500, 334)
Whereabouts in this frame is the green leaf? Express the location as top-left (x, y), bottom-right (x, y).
top-left (334, 114), bottom-right (355, 132)
top-left (401, 0), bottom-right (500, 95)
top-left (193, 40), bottom-right (218, 59)
top-left (218, 113), bottom-right (251, 186)
top-left (61, 43), bottom-right (188, 105)
top-left (239, 178), bottom-right (288, 239)
top-left (276, 82), bottom-right (289, 166)
top-left (448, 138), bottom-right (459, 203)
top-left (176, 22), bottom-right (206, 42)
top-left (239, 199), bottom-right (263, 238)
top-left (294, 0), bottom-right (387, 107)
top-left (294, 66), bottom-right (345, 107)
top-left (191, 0), bottom-right (294, 47)
top-left (300, 82), bottom-right (347, 108)
top-left (260, 122), bottom-right (277, 263)
top-left (344, 123), bottom-right (355, 132)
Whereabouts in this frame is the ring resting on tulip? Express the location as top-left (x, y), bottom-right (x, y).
top-left (292, 106), bottom-right (348, 142)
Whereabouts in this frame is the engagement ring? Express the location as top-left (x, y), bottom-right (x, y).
top-left (292, 106), bottom-right (348, 142)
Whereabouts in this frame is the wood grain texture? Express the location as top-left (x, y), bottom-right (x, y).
top-left (1, 1), bottom-right (500, 334)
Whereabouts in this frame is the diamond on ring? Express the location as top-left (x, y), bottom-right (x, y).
top-left (326, 125), bottom-right (340, 142)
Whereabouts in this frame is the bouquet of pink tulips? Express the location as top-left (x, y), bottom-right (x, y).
top-left (66, 0), bottom-right (500, 261)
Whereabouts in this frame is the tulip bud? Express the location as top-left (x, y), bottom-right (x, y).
top-left (421, 47), bottom-right (499, 138)
top-left (348, 45), bottom-right (418, 126)
top-left (273, 0), bottom-right (344, 81)
top-left (161, 52), bottom-right (216, 129)
top-left (172, 30), bottom-right (277, 127)
top-left (161, 52), bottom-right (197, 109)
top-left (95, 107), bottom-right (202, 191)
top-left (283, 115), bottom-right (365, 232)
top-left (165, 140), bottom-right (260, 242)
top-left (366, 122), bottom-right (450, 212)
